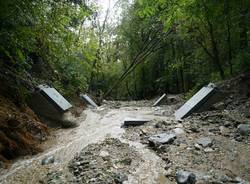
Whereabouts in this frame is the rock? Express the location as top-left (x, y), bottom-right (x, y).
top-left (41, 155), bottom-right (55, 165)
top-left (194, 143), bottom-right (202, 150)
top-left (204, 148), bottom-right (214, 153)
top-left (176, 170), bottom-right (196, 184)
top-left (99, 150), bottom-right (109, 157)
top-left (173, 128), bottom-right (185, 135)
top-left (148, 133), bottom-right (176, 147)
top-left (114, 173), bottom-right (128, 184)
top-left (237, 124), bottom-right (250, 136)
top-left (219, 175), bottom-right (230, 183)
top-left (197, 137), bottom-right (213, 147)
top-left (45, 170), bottom-right (66, 184)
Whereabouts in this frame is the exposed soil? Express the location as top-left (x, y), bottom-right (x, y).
top-left (0, 95), bottom-right (48, 167)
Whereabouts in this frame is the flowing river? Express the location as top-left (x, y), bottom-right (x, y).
top-left (0, 103), bottom-right (174, 184)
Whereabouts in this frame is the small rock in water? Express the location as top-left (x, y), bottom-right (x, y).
top-left (237, 124), bottom-right (250, 136)
top-left (176, 170), bottom-right (196, 184)
top-left (148, 133), bottom-right (176, 147)
top-left (197, 137), bottom-right (213, 148)
top-left (41, 155), bottom-right (55, 165)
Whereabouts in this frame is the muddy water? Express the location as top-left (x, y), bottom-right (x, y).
top-left (0, 105), bottom-right (172, 184)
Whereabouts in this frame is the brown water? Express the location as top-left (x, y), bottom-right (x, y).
top-left (0, 105), bottom-right (173, 184)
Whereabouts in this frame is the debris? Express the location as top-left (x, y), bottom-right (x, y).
top-left (148, 133), bottom-right (176, 146)
top-left (204, 147), bottom-right (214, 153)
top-left (37, 84), bottom-right (72, 112)
top-left (123, 117), bottom-right (150, 126)
top-left (173, 128), bottom-right (185, 135)
top-left (80, 94), bottom-right (98, 108)
top-left (41, 155), bottom-right (55, 165)
top-left (99, 150), bottom-right (109, 157)
top-left (68, 138), bottom-right (139, 184)
top-left (114, 173), bottom-right (128, 184)
top-left (153, 93), bottom-right (167, 106)
top-left (194, 143), bottom-right (202, 150)
top-left (197, 137), bottom-right (213, 148)
top-left (237, 124), bottom-right (250, 136)
top-left (176, 170), bottom-right (196, 184)
top-left (29, 84), bottom-right (75, 127)
top-left (175, 83), bottom-right (218, 120)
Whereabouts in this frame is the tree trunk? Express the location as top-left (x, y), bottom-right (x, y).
top-left (203, 2), bottom-right (225, 79)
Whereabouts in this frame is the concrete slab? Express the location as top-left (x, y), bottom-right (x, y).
top-left (153, 93), bottom-right (167, 106)
top-left (29, 84), bottom-right (75, 127)
top-left (80, 94), bottom-right (98, 108)
top-left (148, 133), bottom-right (176, 146)
top-left (175, 83), bottom-right (217, 120)
top-left (123, 117), bottom-right (150, 126)
top-left (38, 84), bottom-right (72, 112)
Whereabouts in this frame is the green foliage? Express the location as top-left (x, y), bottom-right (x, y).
top-left (103, 0), bottom-right (250, 99)
top-left (0, 0), bottom-right (95, 98)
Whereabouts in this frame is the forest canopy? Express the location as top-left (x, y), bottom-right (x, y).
top-left (0, 0), bottom-right (249, 101)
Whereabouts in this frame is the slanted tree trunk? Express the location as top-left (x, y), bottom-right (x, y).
top-left (224, 0), bottom-right (233, 75)
top-left (239, 4), bottom-right (248, 49)
top-left (203, 2), bottom-right (225, 79)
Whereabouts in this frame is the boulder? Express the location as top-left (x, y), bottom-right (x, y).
top-left (237, 124), bottom-right (250, 136)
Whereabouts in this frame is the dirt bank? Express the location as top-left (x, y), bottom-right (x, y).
top-left (0, 95), bottom-right (48, 167)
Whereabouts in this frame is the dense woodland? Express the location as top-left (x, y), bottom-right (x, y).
top-left (0, 0), bottom-right (249, 102)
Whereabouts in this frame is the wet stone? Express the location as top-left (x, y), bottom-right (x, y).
top-left (41, 155), bottom-right (55, 165)
top-left (237, 124), bottom-right (250, 136)
top-left (197, 137), bottom-right (213, 148)
top-left (176, 170), bottom-right (196, 184)
top-left (148, 133), bottom-right (176, 147)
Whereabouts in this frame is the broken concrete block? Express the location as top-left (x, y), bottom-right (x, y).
top-left (153, 93), bottom-right (167, 106)
top-left (123, 118), bottom-right (150, 126)
top-left (29, 84), bottom-right (75, 127)
top-left (175, 83), bottom-right (218, 120)
top-left (80, 94), bottom-right (98, 108)
top-left (148, 133), bottom-right (176, 146)
top-left (38, 84), bottom-right (72, 112)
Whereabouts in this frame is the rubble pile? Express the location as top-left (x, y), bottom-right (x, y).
top-left (68, 138), bottom-right (141, 184)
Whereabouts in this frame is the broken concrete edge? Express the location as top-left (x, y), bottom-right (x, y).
top-left (37, 84), bottom-right (72, 112)
top-left (123, 118), bottom-right (150, 127)
top-left (79, 94), bottom-right (98, 108)
top-left (153, 93), bottom-right (167, 107)
top-left (174, 83), bottom-right (219, 120)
